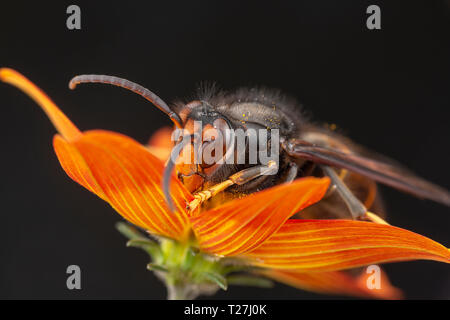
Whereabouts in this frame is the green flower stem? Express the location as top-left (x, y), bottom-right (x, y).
top-left (116, 222), bottom-right (271, 300)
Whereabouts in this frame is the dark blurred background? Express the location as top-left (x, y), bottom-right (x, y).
top-left (0, 0), bottom-right (449, 299)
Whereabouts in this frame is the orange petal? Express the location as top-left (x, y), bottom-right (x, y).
top-left (244, 219), bottom-right (450, 271)
top-left (190, 177), bottom-right (330, 256)
top-left (1, 68), bottom-right (193, 240)
top-left (0, 68), bottom-right (81, 141)
top-left (260, 267), bottom-right (402, 299)
top-left (147, 126), bottom-right (174, 162)
top-left (54, 130), bottom-right (193, 240)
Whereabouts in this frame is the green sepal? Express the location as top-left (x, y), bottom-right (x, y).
top-left (147, 263), bottom-right (169, 273)
top-left (227, 275), bottom-right (274, 288)
top-left (203, 272), bottom-right (228, 291)
top-left (127, 239), bottom-right (161, 258)
top-left (117, 222), bottom-right (162, 261)
top-left (115, 222), bottom-right (147, 240)
top-left (220, 263), bottom-right (251, 276)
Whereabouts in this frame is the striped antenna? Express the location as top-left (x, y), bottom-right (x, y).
top-left (69, 74), bottom-right (182, 128)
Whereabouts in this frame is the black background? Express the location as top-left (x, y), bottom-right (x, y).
top-left (0, 1), bottom-right (449, 299)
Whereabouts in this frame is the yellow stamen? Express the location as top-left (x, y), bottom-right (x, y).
top-left (188, 180), bottom-right (234, 213)
top-left (0, 68), bottom-right (82, 141)
top-left (365, 211), bottom-right (390, 225)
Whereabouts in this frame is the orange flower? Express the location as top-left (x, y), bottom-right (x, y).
top-left (2, 68), bottom-right (449, 299)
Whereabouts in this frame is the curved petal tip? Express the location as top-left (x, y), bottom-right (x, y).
top-left (0, 68), bottom-right (82, 141)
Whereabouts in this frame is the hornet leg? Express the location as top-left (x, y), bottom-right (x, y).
top-left (187, 160), bottom-right (278, 213)
top-left (321, 165), bottom-right (389, 225)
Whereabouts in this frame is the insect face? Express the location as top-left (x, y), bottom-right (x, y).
top-left (173, 102), bottom-right (236, 192)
